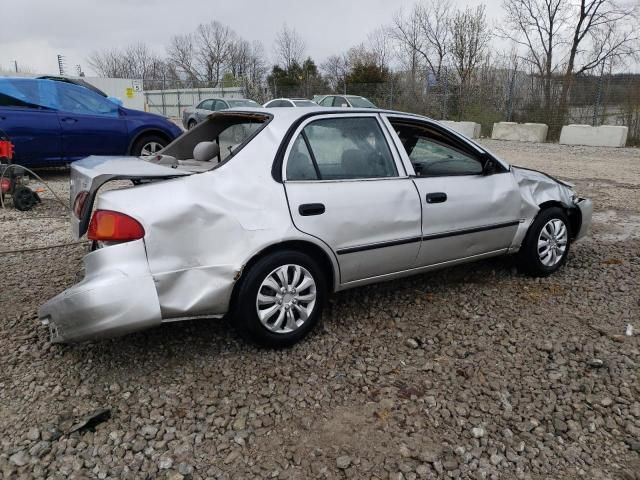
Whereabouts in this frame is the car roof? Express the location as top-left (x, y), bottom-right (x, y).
top-left (223, 106), bottom-right (428, 122)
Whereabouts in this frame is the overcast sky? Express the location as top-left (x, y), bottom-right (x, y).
top-left (1, 0), bottom-right (504, 76)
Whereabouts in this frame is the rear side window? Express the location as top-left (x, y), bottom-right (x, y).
top-left (286, 117), bottom-right (397, 180)
top-left (0, 79), bottom-right (56, 109)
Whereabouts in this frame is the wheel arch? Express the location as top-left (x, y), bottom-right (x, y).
top-left (228, 239), bottom-right (339, 315)
top-left (538, 200), bottom-right (580, 240)
top-left (127, 129), bottom-right (171, 155)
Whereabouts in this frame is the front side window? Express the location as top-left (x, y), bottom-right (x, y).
top-left (318, 96), bottom-right (334, 107)
top-left (286, 117), bottom-right (397, 180)
top-left (199, 99), bottom-right (214, 110)
top-left (55, 82), bottom-right (119, 117)
top-left (347, 96), bottom-right (376, 108)
top-left (391, 120), bottom-right (483, 176)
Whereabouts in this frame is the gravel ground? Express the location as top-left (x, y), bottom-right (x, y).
top-left (0, 141), bottom-right (639, 480)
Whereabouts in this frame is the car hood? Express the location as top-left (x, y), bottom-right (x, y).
top-left (70, 156), bottom-right (191, 239)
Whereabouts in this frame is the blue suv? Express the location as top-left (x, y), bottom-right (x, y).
top-left (0, 77), bottom-right (183, 167)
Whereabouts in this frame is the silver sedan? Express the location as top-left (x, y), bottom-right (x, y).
top-left (39, 107), bottom-right (592, 347)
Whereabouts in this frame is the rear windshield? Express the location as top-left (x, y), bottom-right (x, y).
top-left (157, 112), bottom-right (270, 172)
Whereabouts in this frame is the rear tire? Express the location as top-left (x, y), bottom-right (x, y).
top-left (131, 134), bottom-right (168, 157)
top-left (518, 207), bottom-right (571, 277)
top-left (234, 250), bottom-right (327, 348)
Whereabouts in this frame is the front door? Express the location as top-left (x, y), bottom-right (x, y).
top-left (283, 114), bottom-right (422, 284)
top-left (385, 116), bottom-right (522, 267)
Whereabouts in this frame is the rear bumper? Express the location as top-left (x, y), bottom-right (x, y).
top-left (38, 240), bottom-right (162, 343)
top-left (575, 198), bottom-right (593, 241)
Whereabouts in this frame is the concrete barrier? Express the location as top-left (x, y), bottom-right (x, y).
top-left (439, 120), bottom-right (481, 139)
top-left (559, 124), bottom-right (628, 147)
top-left (491, 122), bottom-right (548, 143)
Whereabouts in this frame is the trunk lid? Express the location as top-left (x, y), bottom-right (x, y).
top-left (71, 156), bottom-right (191, 239)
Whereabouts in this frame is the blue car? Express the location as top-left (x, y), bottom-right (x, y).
top-left (0, 77), bottom-right (183, 167)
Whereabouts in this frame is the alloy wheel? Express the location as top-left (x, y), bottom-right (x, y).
top-left (255, 264), bottom-right (317, 334)
top-left (537, 218), bottom-right (568, 267)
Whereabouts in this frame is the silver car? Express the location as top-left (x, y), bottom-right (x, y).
top-left (264, 98), bottom-right (318, 108)
top-left (316, 95), bottom-right (377, 108)
top-left (182, 98), bottom-right (260, 129)
top-left (39, 107), bottom-right (592, 347)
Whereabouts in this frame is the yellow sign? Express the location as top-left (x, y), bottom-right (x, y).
top-left (126, 87), bottom-right (134, 98)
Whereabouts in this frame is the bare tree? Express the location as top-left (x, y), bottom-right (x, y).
top-left (392, 0), bottom-right (452, 82)
top-left (321, 54), bottom-right (349, 92)
top-left (274, 24), bottom-right (306, 69)
top-left (196, 20), bottom-right (234, 85)
top-left (88, 42), bottom-right (165, 81)
top-left (449, 4), bottom-right (491, 118)
top-left (501, 0), bottom-right (639, 132)
top-left (367, 27), bottom-right (393, 70)
top-left (166, 33), bottom-right (201, 85)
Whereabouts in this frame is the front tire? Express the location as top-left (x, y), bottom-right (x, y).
top-left (518, 207), bottom-right (571, 277)
top-left (234, 250), bottom-right (327, 347)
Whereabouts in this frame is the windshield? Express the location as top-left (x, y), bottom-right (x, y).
top-left (293, 100), bottom-right (317, 107)
top-left (227, 99), bottom-right (260, 108)
top-left (347, 96), bottom-right (376, 108)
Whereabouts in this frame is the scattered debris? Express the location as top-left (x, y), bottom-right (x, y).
top-left (588, 358), bottom-right (604, 368)
top-left (625, 324), bottom-right (634, 336)
top-left (64, 408), bottom-right (111, 434)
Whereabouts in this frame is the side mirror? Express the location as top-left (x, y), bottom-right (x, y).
top-left (483, 157), bottom-right (496, 175)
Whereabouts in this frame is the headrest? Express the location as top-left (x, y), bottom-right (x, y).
top-left (193, 141), bottom-right (220, 162)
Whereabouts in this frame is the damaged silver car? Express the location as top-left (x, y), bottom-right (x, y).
top-left (39, 108), bottom-right (592, 347)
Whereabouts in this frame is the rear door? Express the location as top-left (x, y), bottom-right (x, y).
top-left (0, 78), bottom-right (62, 165)
top-left (54, 81), bottom-right (129, 160)
top-left (384, 115), bottom-right (522, 267)
top-left (283, 113), bottom-right (422, 284)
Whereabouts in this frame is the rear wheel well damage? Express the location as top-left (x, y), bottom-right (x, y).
top-left (227, 240), bottom-right (337, 316)
top-left (538, 200), bottom-right (581, 240)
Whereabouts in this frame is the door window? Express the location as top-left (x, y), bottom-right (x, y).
top-left (55, 82), bottom-right (119, 117)
top-left (318, 96), bottom-right (334, 107)
top-left (198, 99), bottom-right (214, 110)
top-left (332, 96), bottom-right (349, 107)
top-left (392, 121), bottom-right (483, 176)
top-left (286, 117), bottom-right (397, 180)
top-left (214, 100), bottom-right (228, 111)
top-left (0, 78), bottom-right (56, 109)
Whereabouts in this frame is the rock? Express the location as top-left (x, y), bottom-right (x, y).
top-left (472, 427), bottom-right (486, 438)
top-left (336, 455), bottom-right (351, 469)
top-left (9, 450), bottom-right (30, 467)
top-left (600, 397), bottom-right (614, 407)
top-left (26, 427), bottom-right (40, 441)
top-left (405, 338), bottom-right (419, 349)
top-left (588, 358), bottom-right (604, 368)
top-left (141, 425), bottom-right (158, 439)
top-left (158, 456), bottom-right (173, 469)
top-left (538, 341), bottom-right (553, 352)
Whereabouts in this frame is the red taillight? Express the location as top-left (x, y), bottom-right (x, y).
top-left (0, 178), bottom-right (11, 193)
top-left (87, 210), bottom-right (145, 242)
top-left (0, 140), bottom-right (14, 160)
top-left (73, 191), bottom-right (89, 218)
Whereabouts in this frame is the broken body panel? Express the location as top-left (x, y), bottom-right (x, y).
top-left (39, 108), bottom-right (592, 343)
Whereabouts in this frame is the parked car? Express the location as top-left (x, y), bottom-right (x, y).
top-left (316, 94), bottom-right (376, 108)
top-left (0, 77), bottom-right (182, 167)
top-left (40, 107), bottom-right (592, 347)
top-left (182, 98), bottom-right (261, 129)
top-left (264, 98), bottom-right (318, 108)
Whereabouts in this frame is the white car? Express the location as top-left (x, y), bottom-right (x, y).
top-left (264, 98), bottom-right (318, 108)
top-left (40, 107), bottom-right (592, 347)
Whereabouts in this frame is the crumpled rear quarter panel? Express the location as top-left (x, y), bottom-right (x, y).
top-left (96, 124), bottom-right (307, 319)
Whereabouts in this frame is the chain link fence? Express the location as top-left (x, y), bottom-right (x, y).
top-left (144, 71), bottom-right (640, 145)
